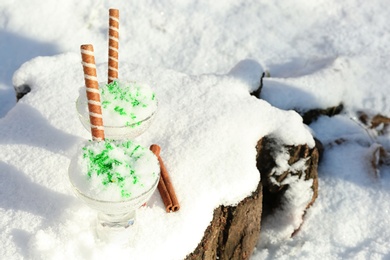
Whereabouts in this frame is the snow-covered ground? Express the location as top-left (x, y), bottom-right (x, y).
top-left (1, 1), bottom-right (390, 259)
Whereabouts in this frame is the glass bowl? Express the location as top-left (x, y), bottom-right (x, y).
top-left (68, 153), bottom-right (160, 243)
top-left (76, 81), bottom-right (158, 140)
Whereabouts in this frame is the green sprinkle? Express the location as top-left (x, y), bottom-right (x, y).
top-left (113, 159), bottom-right (122, 166)
top-left (133, 175), bottom-right (139, 184)
top-left (131, 99), bottom-right (140, 107)
top-left (130, 121), bottom-right (142, 128)
top-left (130, 145), bottom-right (141, 157)
top-left (121, 190), bottom-right (131, 198)
top-left (105, 142), bottom-right (114, 150)
top-left (116, 175), bottom-right (124, 182)
top-left (102, 100), bottom-right (111, 108)
top-left (114, 106), bottom-right (127, 116)
top-left (122, 141), bottom-right (132, 149)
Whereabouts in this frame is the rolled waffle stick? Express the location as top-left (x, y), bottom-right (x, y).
top-left (80, 44), bottom-right (105, 141)
top-left (108, 8), bottom-right (119, 83)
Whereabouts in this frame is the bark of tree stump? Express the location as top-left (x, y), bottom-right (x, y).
top-left (186, 136), bottom-right (320, 259)
top-left (186, 183), bottom-right (262, 260)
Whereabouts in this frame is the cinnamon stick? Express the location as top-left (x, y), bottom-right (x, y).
top-left (150, 144), bottom-right (180, 212)
top-left (157, 173), bottom-right (173, 212)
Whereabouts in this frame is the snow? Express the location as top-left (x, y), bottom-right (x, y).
top-left (3, 53), bottom-right (314, 259)
top-left (69, 140), bottom-right (160, 201)
top-left (77, 80), bottom-right (157, 127)
top-left (1, 0), bottom-right (390, 259)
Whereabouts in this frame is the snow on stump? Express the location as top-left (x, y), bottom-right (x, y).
top-left (11, 54), bottom-right (318, 259)
top-left (256, 136), bottom-right (320, 242)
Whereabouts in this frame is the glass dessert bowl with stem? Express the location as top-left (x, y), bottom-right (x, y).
top-left (68, 139), bottom-right (160, 243)
top-left (76, 80), bottom-right (158, 140)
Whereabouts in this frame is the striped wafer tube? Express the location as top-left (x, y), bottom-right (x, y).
top-left (80, 44), bottom-right (105, 141)
top-left (108, 8), bottom-right (119, 84)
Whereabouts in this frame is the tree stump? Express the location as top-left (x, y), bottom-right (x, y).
top-left (186, 183), bottom-right (262, 260)
top-left (186, 135), bottom-right (320, 259)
